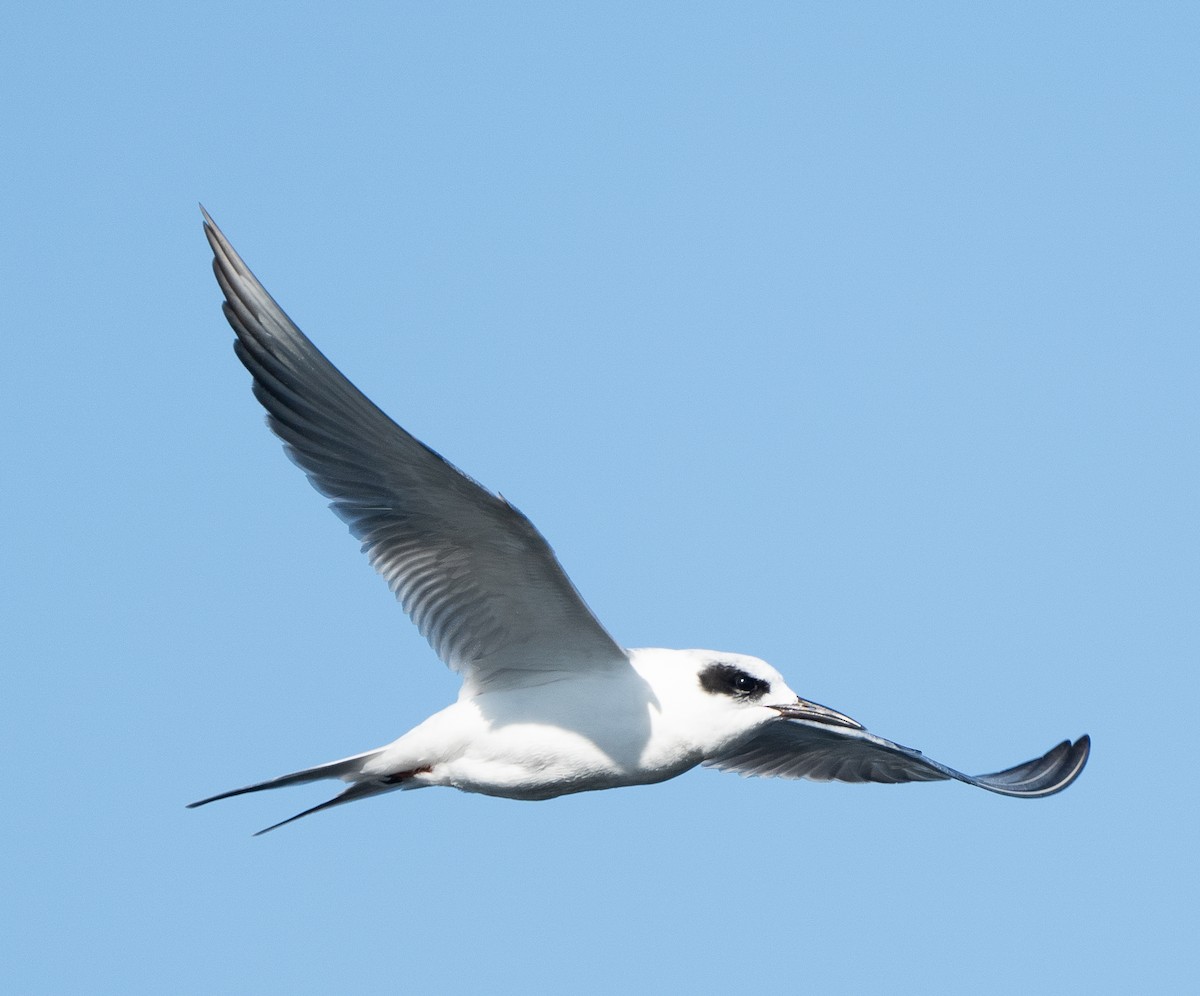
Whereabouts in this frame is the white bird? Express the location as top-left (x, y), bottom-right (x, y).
top-left (191, 210), bottom-right (1090, 835)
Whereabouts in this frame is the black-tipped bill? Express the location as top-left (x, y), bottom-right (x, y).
top-left (771, 697), bottom-right (865, 730)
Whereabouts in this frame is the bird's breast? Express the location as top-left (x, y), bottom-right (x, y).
top-left (394, 677), bottom-right (702, 800)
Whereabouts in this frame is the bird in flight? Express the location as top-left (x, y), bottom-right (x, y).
top-left (191, 210), bottom-right (1089, 835)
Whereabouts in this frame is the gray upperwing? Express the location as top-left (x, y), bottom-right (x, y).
top-left (203, 209), bottom-right (629, 689)
top-left (705, 721), bottom-right (1090, 798)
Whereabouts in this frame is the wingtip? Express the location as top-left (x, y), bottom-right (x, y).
top-left (1033, 733), bottom-right (1091, 796)
top-left (1057, 734), bottom-right (1091, 794)
top-left (1071, 732), bottom-right (1091, 777)
top-left (972, 733), bottom-right (1091, 798)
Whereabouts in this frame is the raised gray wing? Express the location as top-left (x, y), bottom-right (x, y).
top-left (202, 209), bottom-right (629, 690)
top-left (705, 722), bottom-right (1090, 798)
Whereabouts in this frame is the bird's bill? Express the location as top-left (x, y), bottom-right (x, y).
top-left (771, 697), bottom-right (865, 730)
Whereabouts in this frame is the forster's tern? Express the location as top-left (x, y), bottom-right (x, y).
top-left (191, 210), bottom-right (1089, 835)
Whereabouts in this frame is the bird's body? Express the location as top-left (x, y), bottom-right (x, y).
top-left (191, 210), bottom-right (1089, 834)
top-left (392, 650), bottom-right (705, 800)
top-left (373, 649), bottom-right (802, 801)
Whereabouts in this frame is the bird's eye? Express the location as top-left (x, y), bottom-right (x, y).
top-left (699, 663), bottom-right (770, 700)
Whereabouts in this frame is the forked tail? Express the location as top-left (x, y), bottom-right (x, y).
top-left (188, 747), bottom-right (394, 835)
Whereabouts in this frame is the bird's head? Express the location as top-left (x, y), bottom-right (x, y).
top-left (633, 649), bottom-right (863, 757)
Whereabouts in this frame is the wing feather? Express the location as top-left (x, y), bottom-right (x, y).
top-left (706, 722), bottom-right (1089, 798)
top-left (202, 210), bottom-right (628, 689)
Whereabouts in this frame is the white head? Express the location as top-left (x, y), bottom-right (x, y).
top-left (629, 648), bottom-right (862, 759)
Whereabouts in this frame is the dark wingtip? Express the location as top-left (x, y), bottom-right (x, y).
top-left (1070, 733), bottom-right (1091, 780)
top-left (971, 734), bottom-right (1091, 798)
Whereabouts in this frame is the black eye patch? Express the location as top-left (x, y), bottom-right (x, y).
top-left (699, 663), bottom-right (771, 700)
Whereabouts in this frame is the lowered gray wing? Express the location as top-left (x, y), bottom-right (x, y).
top-left (705, 721), bottom-right (1090, 798)
top-left (202, 210), bottom-right (628, 689)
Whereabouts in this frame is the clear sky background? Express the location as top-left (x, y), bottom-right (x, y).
top-left (3, 4), bottom-right (1196, 993)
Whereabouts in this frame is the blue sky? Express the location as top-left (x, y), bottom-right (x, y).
top-left (3, 3), bottom-right (1196, 993)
